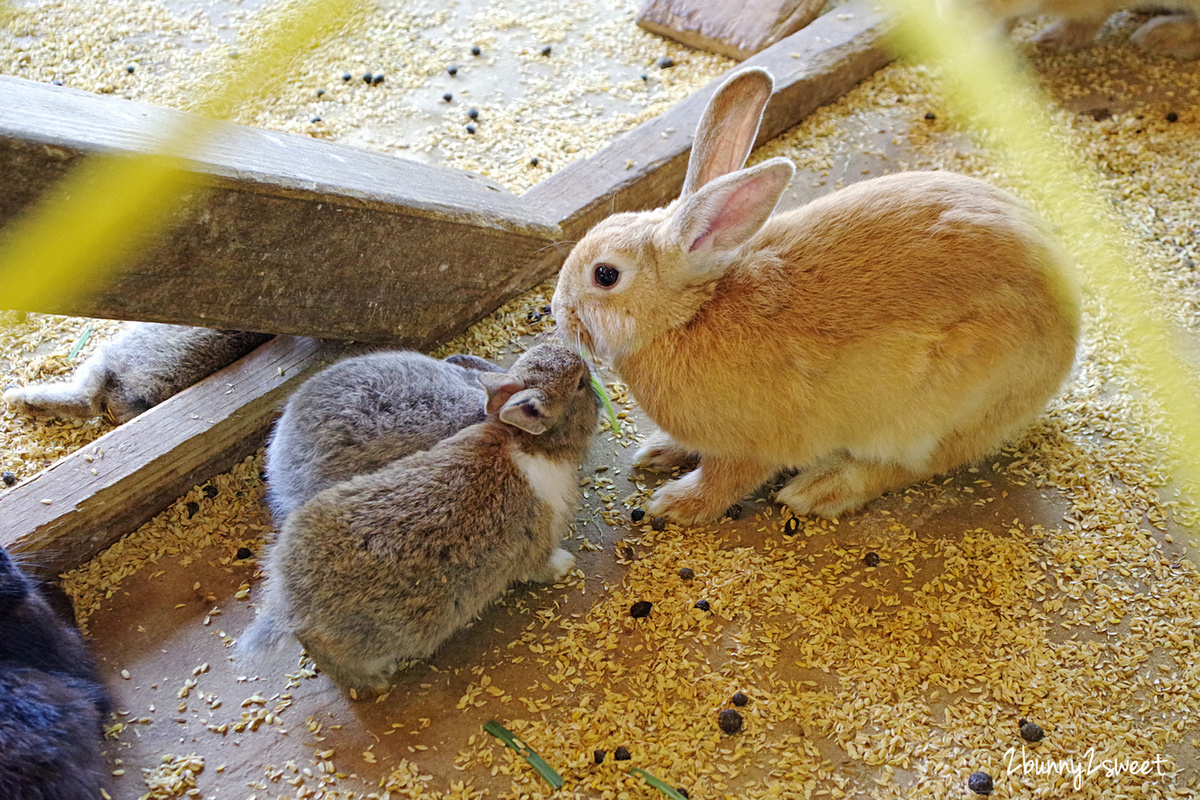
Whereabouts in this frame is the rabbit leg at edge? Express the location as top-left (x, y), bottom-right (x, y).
top-left (1131, 14), bottom-right (1200, 59)
top-left (647, 457), bottom-right (775, 526)
top-left (1031, 16), bottom-right (1107, 48)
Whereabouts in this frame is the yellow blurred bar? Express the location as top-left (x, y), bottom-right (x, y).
top-left (0, 0), bottom-right (367, 311)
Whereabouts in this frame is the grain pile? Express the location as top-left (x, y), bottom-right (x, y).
top-left (3, 2), bottom-right (1200, 799)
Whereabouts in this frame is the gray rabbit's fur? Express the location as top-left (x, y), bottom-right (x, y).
top-left (264, 350), bottom-right (504, 523)
top-left (0, 547), bottom-right (109, 799)
top-left (241, 341), bottom-right (598, 692)
top-left (4, 322), bottom-right (272, 424)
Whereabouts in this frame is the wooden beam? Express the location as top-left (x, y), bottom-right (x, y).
top-left (0, 1), bottom-right (891, 578)
top-left (0, 78), bottom-right (563, 347)
top-left (0, 336), bottom-right (338, 580)
top-left (637, 0), bottom-right (827, 61)
top-left (522, 0), bottom-right (890, 241)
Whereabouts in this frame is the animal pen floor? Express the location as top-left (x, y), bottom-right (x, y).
top-left (3, 2), bottom-right (1200, 799)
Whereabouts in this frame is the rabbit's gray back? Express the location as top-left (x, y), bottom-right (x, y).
top-left (0, 548), bottom-right (107, 799)
top-left (264, 351), bottom-right (492, 522)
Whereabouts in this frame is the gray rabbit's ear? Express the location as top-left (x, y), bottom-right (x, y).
top-left (478, 373), bottom-right (526, 416)
top-left (498, 390), bottom-right (548, 435)
top-left (682, 67), bottom-right (774, 197)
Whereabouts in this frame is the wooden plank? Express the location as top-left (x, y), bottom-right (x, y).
top-left (522, 0), bottom-right (890, 240)
top-left (0, 77), bottom-right (563, 346)
top-left (0, 336), bottom-right (338, 580)
top-left (1, 2), bottom-right (891, 579)
top-left (637, 0), bottom-right (827, 61)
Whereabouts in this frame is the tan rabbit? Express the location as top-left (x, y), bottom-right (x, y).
top-left (951, 0), bottom-right (1200, 58)
top-left (551, 67), bottom-right (1080, 525)
top-left (239, 341), bottom-right (598, 692)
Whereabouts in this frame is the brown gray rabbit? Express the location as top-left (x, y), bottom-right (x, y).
top-left (0, 547), bottom-right (110, 800)
top-left (264, 351), bottom-right (504, 523)
top-left (240, 341), bottom-right (598, 692)
top-left (4, 322), bottom-right (272, 423)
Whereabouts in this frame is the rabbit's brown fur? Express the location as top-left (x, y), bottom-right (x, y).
top-left (552, 68), bottom-right (1080, 524)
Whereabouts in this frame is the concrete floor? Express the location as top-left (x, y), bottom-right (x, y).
top-left (35, 13), bottom-right (1200, 800)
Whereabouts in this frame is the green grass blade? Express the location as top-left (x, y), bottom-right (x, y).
top-left (66, 324), bottom-right (93, 362)
top-left (483, 720), bottom-right (564, 789)
top-left (590, 370), bottom-right (620, 432)
top-left (629, 767), bottom-right (688, 799)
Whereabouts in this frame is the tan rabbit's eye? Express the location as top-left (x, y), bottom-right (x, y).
top-left (593, 263), bottom-right (620, 288)
top-left (577, 372), bottom-right (589, 391)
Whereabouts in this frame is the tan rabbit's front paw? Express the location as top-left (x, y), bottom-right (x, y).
top-left (647, 471), bottom-right (731, 526)
top-left (634, 429), bottom-right (700, 473)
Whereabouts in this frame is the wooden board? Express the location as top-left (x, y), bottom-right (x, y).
top-left (523, 0), bottom-right (890, 241)
top-left (0, 77), bottom-right (562, 347)
top-left (0, 336), bottom-right (339, 580)
top-left (0, 0), bottom-right (890, 577)
top-left (637, 0), bottom-right (827, 61)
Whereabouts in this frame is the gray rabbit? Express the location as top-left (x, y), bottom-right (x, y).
top-left (4, 322), bottom-right (272, 424)
top-left (0, 547), bottom-right (110, 800)
top-left (240, 341), bottom-right (598, 692)
top-left (264, 351), bottom-right (503, 523)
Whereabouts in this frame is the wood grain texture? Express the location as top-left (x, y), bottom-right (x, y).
top-left (637, 0), bottom-right (827, 60)
top-left (0, 336), bottom-right (339, 580)
top-left (522, 0), bottom-right (891, 241)
top-left (0, 1), bottom-right (891, 578)
top-left (0, 76), bottom-right (563, 346)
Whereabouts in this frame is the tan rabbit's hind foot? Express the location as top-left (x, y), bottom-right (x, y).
top-left (525, 548), bottom-right (576, 584)
top-left (633, 430), bottom-right (700, 473)
top-left (775, 456), bottom-right (923, 520)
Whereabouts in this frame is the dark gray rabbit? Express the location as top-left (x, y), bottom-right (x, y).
top-left (264, 351), bottom-right (503, 523)
top-left (241, 341), bottom-right (598, 692)
top-left (0, 547), bottom-right (109, 800)
top-left (4, 322), bottom-right (272, 424)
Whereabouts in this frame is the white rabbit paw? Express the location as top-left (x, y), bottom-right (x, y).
top-left (1031, 18), bottom-right (1102, 50)
top-left (528, 548), bottom-right (576, 583)
top-left (633, 430), bottom-right (700, 473)
top-left (1130, 16), bottom-right (1200, 60)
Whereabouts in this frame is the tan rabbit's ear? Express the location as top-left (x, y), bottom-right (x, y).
top-left (682, 67), bottom-right (775, 197)
top-left (671, 158), bottom-right (795, 265)
top-left (498, 390), bottom-right (548, 435)
top-left (478, 373), bottom-right (526, 416)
